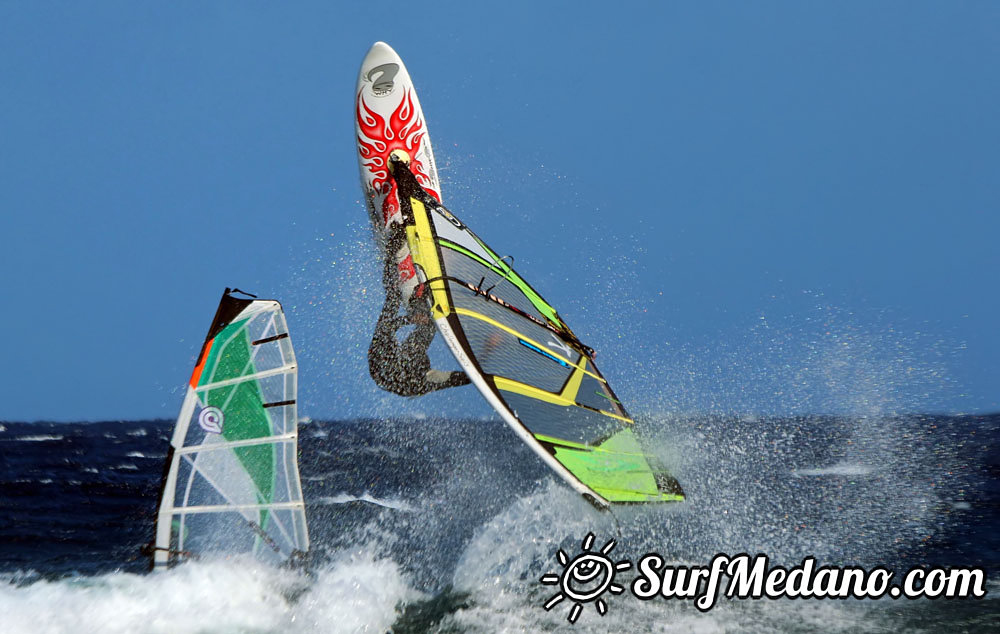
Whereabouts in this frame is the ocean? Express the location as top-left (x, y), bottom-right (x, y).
top-left (1, 413), bottom-right (997, 633)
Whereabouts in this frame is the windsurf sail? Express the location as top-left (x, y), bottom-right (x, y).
top-left (389, 155), bottom-right (684, 507)
top-left (152, 289), bottom-right (309, 568)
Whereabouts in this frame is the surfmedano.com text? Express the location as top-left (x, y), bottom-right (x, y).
top-left (632, 554), bottom-right (987, 611)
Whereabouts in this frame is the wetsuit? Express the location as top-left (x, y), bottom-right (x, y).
top-left (368, 226), bottom-right (470, 396)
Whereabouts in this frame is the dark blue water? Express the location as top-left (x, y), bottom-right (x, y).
top-left (1, 414), bottom-right (997, 632)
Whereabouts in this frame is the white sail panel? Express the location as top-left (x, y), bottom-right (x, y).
top-left (153, 290), bottom-right (308, 568)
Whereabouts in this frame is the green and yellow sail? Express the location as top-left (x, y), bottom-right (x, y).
top-left (391, 157), bottom-right (683, 507)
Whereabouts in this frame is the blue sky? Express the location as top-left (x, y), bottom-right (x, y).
top-left (1, 2), bottom-right (996, 421)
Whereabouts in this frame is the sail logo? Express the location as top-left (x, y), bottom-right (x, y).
top-left (432, 203), bottom-right (465, 229)
top-left (539, 533), bottom-right (631, 624)
top-left (546, 338), bottom-right (574, 357)
top-left (198, 406), bottom-right (225, 434)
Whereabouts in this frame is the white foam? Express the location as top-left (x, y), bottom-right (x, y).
top-left (452, 481), bottom-right (610, 592)
top-left (316, 493), bottom-right (415, 512)
top-left (292, 549), bottom-right (420, 633)
top-left (0, 550), bottom-right (419, 634)
top-left (0, 559), bottom-right (292, 634)
top-left (14, 435), bottom-right (63, 442)
top-left (0, 570), bottom-right (39, 586)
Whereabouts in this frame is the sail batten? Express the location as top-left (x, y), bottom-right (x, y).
top-left (173, 433), bottom-right (298, 455)
top-left (167, 502), bottom-right (306, 515)
top-left (195, 363), bottom-right (297, 391)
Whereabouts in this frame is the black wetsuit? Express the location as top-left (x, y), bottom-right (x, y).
top-left (368, 226), bottom-right (470, 396)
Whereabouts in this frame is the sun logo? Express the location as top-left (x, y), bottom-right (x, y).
top-left (540, 533), bottom-right (631, 624)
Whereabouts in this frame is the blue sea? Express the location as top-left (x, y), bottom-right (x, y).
top-left (1, 413), bottom-right (997, 633)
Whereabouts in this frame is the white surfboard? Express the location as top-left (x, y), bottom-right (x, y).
top-left (355, 41), bottom-right (441, 299)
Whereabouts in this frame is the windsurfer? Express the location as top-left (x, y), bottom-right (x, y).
top-left (368, 225), bottom-right (471, 396)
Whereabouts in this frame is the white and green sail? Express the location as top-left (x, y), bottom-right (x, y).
top-left (389, 155), bottom-right (684, 507)
top-left (153, 289), bottom-right (309, 568)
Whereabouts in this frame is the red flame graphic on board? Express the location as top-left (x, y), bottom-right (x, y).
top-left (357, 89), bottom-right (440, 225)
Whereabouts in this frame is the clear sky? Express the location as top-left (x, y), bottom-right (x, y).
top-left (1, 2), bottom-right (996, 421)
